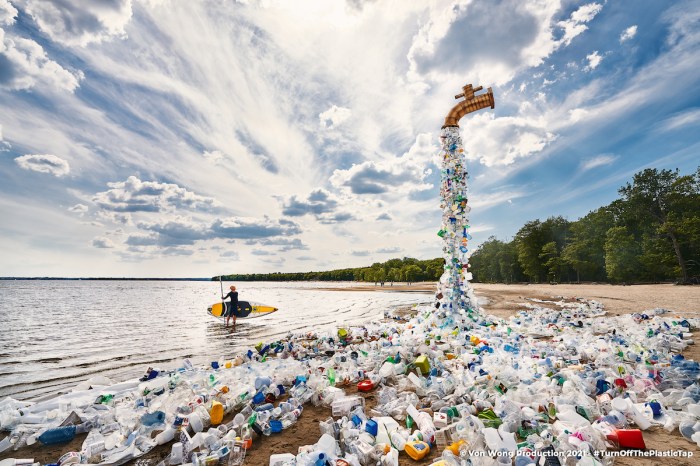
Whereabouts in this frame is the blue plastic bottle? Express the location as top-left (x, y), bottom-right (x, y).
top-left (38, 425), bottom-right (77, 445)
top-left (141, 410), bottom-right (166, 426)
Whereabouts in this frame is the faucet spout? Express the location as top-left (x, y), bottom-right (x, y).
top-left (442, 84), bottom-right (495, 128)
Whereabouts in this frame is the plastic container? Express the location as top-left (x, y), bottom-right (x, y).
top-left (189, 412), bottom-right (204, 433)
top-left (141, 410), bottom-right (165, 426)
top-left (209, 401), bottom-right (224, 425)
top-left (611, 429), bottom-right (646, 449)
top-left (37, 425), bottom-right (76, 445)
top-left (357, 380), bottom-right (374, 392)
top-left (269, 453), bottom-right (295, 466)
top-left (365, 419), bottom-right (378, 437)
top-left (155, 427), bottom-right (176, 445)
top-left (404, 441), bottom-right (430, 460)
top-left (415, 356), bottom-right (430, 375)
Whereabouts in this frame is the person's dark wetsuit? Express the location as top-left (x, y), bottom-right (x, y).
top-left (223, 290), bottom-right (239, 317)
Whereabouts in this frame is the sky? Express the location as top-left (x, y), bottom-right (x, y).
top-left (1, 0), bottom-right (699, 278)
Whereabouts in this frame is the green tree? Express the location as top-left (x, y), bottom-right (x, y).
top-left (539, 241), bottom-right (564, 282)
top-left (605, 226), bottom-right (641, 283)
top-left (403, 264), bottom-right (422, 284)
top-left (638, 234), bottom-right (678, 282)
top-left (618, 168), bottom-right (700, 283)
top-left (387, 268), bottom-right (400, 284)
top-left (562, 207), bottom-right (614, 282)
top-left (515, 220), bottom-right (549, 282)
top-left (498, 241), bottom-right (521, 283)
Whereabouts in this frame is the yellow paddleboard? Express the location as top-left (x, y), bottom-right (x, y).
top-left (208, 300), bottom-right (278, 319)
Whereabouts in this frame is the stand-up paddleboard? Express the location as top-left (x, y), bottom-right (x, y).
top-left (208, 301), bottom-right (278, 319)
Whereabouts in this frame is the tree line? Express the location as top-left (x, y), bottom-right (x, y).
top-left (470, 167), bottom-right (700, 284)
top-left (217, 257), bottom-right (445, 284)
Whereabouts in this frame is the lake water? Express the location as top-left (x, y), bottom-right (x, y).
top-left (0, 280), bottom-right (432, 401)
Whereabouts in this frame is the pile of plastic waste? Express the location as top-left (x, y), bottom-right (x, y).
top-left (0, 295), bottom-right (699, 466)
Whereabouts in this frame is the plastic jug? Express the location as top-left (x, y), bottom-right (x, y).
top-left (404, 440), bottom-right (430, 460)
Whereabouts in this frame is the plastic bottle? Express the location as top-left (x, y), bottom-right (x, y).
top-left (389, 430), bottom-right (406, 451)
top-left (155, 427), bottom-right (176, 445)
top-left (0, 460), bottom-right (38, 466)
top-left (37, 425), bottom-right (77, 445)
top-left (141, 410), bottom-right (166, 426)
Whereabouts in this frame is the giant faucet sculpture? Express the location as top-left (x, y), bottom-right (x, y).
top-left (437, 84), bottom-right (494, 318)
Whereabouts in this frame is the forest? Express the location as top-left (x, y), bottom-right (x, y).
top-left (470, 167), bottom-right (699, 284)
top-left (217, 167), bottom-right (699, 285)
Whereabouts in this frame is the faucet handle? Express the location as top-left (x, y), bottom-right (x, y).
top-left (454, 84), bottom-right (483, 100)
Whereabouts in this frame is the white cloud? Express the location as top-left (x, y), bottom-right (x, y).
top-left (407, 0), bottom-right (563, 87)
top-left (15, 154), bottom-right (70, 176)
top-left (68, 203), bottom-right (88, 215)
top-left (620, 25), bottom-right (637, 43)
top-left (0, 123), bottom-right (8, 151)
top-left (0, 0), bottom-right (17, 25)
top-left (92, 176), bottom-right (220, 213)
top-left (19, 0), bottom-right (133, 46)
top-left (580, 154), bottom-right (618, 171)
top-left (330, 133), bottom-right (436, 194)
top-left (461, 113), bottom-right (557, 167)
top-left (558, 3), bottom-right (603, 47)
top-left (377, 246), bottom-right (402, 254)
top-left (0, 33), bottom-right (83, 91)
top-left (203, 150), bottom-right (226, 164)
top-left (319, 105), bottom-right (352, 129)
top-left (92, 236), bottom-right (115, 248)
top-left (657, 108), bottom-right (700, 132)
top-left (584, 51), bottom-right (603, 71)
top-left (469, 190), bottom-right (526, 210)
top-left (96, 211), bottom-right (132, 225)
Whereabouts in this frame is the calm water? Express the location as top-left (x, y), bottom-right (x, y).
top-left (0, 280), bottom-right (432, 400)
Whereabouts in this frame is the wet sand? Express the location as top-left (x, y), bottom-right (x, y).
top-left (4, 283), bottom-right (699, 465)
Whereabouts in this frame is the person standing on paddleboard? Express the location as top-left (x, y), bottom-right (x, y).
top-left (222, 285), bottom-right (239, 328)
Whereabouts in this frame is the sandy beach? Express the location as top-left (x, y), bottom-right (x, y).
top-left (3, 283), bottom-right (699, 466)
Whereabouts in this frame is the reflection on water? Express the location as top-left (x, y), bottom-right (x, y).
top-left (0, 280), bottom-right (431, 400)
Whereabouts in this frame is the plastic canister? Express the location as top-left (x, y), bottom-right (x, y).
top-left (415, 356), bottom-right (430, 375)
top-left (209, 401), bottom-right (224, 426)
top-left (404, 441), bottom-right (430, 460)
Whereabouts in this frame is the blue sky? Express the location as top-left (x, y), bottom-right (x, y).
top-left (1, 0), bottom-right (699, 277)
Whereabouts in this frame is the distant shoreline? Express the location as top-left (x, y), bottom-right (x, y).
top-left (0, 277), bottom-right (211, 281)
